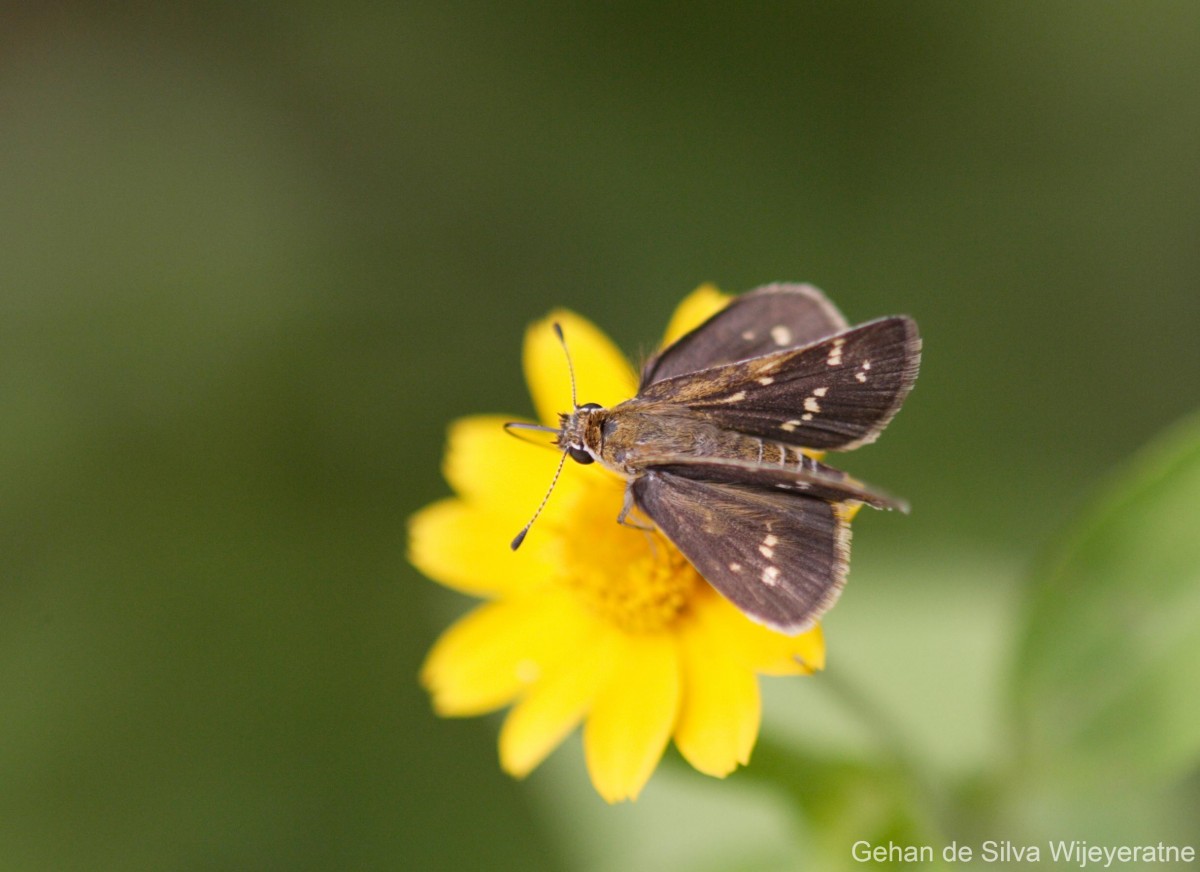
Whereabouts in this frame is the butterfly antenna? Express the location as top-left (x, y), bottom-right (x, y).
top-left (502, 421), bottom-right (559, 449)
top-left (510, 321), bottom-right (581, 549)
top-left (510, 449), bottom-right (569, 550)
top-left (553, 322), bottom-right (579, 409)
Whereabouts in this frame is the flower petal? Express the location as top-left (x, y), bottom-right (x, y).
top-left (583, 632), bottom-right (680, 802)
top-left (746, 619), bottom-right (826, 677)
top-left (442, 415), bottom-right (583, 510)
top-left (420, 591), bottom-right (583, 717)
top-left (524, 310), bottom-right (637, 427)
top-left (408, 498), bottom-right (555, 597)
top-left (674, 624), bottom-right (761, 777)
top-left (694, 590), bottom-right (826, 676)
top-left (661, 283), bottom-right (731, 346)
top-left (499, 615), bottom-right (611, 778)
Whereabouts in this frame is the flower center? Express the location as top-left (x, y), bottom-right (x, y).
top-left (554, 486), bottom-right (702, 633)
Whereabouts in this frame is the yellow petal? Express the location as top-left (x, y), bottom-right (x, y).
top-left (694, 591), bottom-right (826, 676)
top-left (524, 310), bottom-right (637, 427)
top-left (408, 498), bottom-right (555, 597)
top-left (499, 616), bottom-right (612, 778)
top-left (749, 619), bottom-right (825, 677)
top-left (420, 591), bottom-right (582, 717)
top-left (583, 632), bottom-right (680, 802)
top-left (443, 415), bottom-right (583, 510)
top-left (674, 626), bottom-right (761, 777)
top-left (661, 283), bottom-right (731, 345)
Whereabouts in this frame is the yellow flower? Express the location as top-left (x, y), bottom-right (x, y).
top-left (409, 286), bottom-right (826, 803)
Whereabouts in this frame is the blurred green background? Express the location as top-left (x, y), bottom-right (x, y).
top-left (3, 4), bottom-right (1199, 870)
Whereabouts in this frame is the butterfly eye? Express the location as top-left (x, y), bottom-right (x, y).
top-left (579, 402), bottom-right (602, 411)
top-left (567, 446), bottom-right (594, 465)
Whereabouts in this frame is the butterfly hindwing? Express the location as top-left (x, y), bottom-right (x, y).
top-left (640, 283), bottom-right (848, 389)
top-left (632, 471), bottom-right (850, 634)
top-left (638, 316), bottom-right (921, 451)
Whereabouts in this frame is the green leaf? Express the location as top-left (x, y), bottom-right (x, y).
top-left (1013, 412), bottom-right (1200, 782)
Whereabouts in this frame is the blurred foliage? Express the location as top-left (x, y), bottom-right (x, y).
top-left (2, 3), bottom-right (1200, 870)
top-left (745, 742), bottom-right (949, 872)
top-left (1015, 413), bottom-right (1200, 784)
top-left (1004, 413), bottom-right (1200, 849)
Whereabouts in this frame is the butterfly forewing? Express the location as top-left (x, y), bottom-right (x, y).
top-left (640, 283), bottom-right (848, 389)
top-left (639, 316), bottom-right (921, 451)
top-left (633, 471), bottom-right (849, 634)
top-left (644, 454), bottom-right (909, 512)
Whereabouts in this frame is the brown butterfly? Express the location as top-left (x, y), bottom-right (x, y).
top-left (509, 284), bottom-right (921, 634)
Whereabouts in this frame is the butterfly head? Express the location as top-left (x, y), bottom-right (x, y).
top-left (556, 402), bottom-right (605, 465)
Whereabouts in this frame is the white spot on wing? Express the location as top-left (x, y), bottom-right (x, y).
top-left (827, 338), bottom-right (845, 367)
top-left (729, 562), bottom-right (742, 572)
top-left (801, 412), bottom-right (814, 421)
top-left (720, 390), bottom-right (747, 403)
top-left (780, 420), bottom-right (802, 432)
top-left (770, 325), bottom-right (793, 346)
top-left (741, 330), bottom-right (756, 341)
top-left (813, 387), bottom-right (828, 397)
top-left (764, 534), bottom-right (779, 547)
top-left (761, 566), bottom-right (781, 586)
top-left (855, 372), bottom-right (867, 382)
top-left (757, 376), bottom-right (774, 386)
top-left (804, 397), bottom-right (821, 413)
top-left (759, 544), bottom-right (774, 559)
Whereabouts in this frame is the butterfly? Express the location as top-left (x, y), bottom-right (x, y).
top-left (509, 283), bottom-right (921, 634)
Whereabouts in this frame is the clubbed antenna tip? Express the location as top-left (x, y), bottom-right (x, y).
top-left (509, 447), bottom-right (569, 551)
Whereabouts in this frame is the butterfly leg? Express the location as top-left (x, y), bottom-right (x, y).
top-left (617, 484), bottom-right (664, 557)
top-left (616, 482), bottom-right (656, 532)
